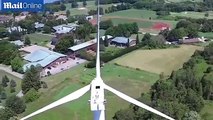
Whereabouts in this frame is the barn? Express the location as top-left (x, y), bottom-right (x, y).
top-left (110, 37), bottom-right (136, 47)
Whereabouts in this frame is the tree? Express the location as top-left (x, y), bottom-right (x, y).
top-left (24, 36), bottom-right (31, 46)
top-left (136, 34), bottom-right (139, 45)
top-left (54, 34), bottom-right (74, 53)
top-left (5, 95), bottom-right (26, 114)
top-left (205, 12), bottom-right (209, 17)
top-left (21, 65), bottom-right (41, 94)
top-left (0, 107), bottom-right (16, 120)
top-left (43, 25), bottom-right (52, 34)
top-left (83, 0), bottom-right (87, 7)
top-left (1, 92), bottom-right (7, 100)
top-left (113, 109), bottom-right (135, 120)
top-left (0, 27), bottom-right (8, 38)
top-left (10, 55), bottom-right (23, 73)
top-left (8, 31), bottom-right (22, 41)
top-left (127, 38), bottom-right (130, 47)
top-left (10, 79), bottom-right (17, 88)
top-left (66, 10), bottom-right (71, 17)
top-left (60, 4), bottom-right (66, 11)
top-left (71, 1), bottom-right (79, 8)
top-left (183, 111), bottom-right (201, 120)
top-left (100, 20), bottom-right (113, 30)
top-left (24, 88), bottom-right (40, 103)
top-left (141, 33), bottom-right (151, 46)
top-left (2, 75), bottom-right (9, 87)
top-left (104, 35), bottom-right (109, 47)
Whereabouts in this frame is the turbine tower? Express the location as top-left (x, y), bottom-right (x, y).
top-left (20, 1), bottom-right (175, 120)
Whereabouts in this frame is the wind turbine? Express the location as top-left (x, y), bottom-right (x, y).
top-left (20, 1), bottom-right (175, 120)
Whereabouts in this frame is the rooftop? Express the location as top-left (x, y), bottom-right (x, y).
top-left (69, 35), bottom-right (113, 51)
top-left (111, 37), bottom-right (134, 44)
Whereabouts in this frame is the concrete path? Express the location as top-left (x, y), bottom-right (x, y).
top-left (16, 90), bottom-right (24, 97)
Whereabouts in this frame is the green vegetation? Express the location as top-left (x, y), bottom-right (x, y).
top-left (113, 43), bottom-right (213, 120)
top-left (21, 64), bottom-right (159, 120)
top-left (201, 101), bottom-right (213, 120)
top-left (170, 11), bottom-right (213, 19)
top-left (25, 33), bottom-right (52, 46)
top-left (113, 45), bottom-right (203, 75)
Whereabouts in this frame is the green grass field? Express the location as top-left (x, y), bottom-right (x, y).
top-left (56, 1), bottom-right (115, 16)
top-left (113, 45), bottom-right (203, 75)
top-left (104, 9), bottom-right (158, 19)
top-left (20, 64), bottom-right (159, 120)
top-left (25, 33), bottom-right (53, 46)
top-left (170, 11), bottom-right (213, 19)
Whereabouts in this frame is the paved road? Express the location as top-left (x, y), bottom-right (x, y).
top-left (0, 64), bottom-right (23, 79)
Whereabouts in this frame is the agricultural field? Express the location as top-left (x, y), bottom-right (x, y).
top-left (113, 45), bottom-right (203, 75)
top-left (20, 64), bottom-right (159, 120)
top-left (25, 33), bottom-right (53, 46)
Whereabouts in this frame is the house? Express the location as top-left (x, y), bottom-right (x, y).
top-left (179, 37), bottom-right (204, 44)
top-left (7, 26), bottom-right (26, 33)
top-left (0, 15), bottom-right (13, 23)
top-left (10, 40), bottom-right (24, 47)
top-left (21, 45), bottom-right (68, 76)
top-left (35, 22), bottom-right (45, 29)
top-left (110, 37), bottom-right (136, 47)
top-left (53, 23), bottom-right (79, 34)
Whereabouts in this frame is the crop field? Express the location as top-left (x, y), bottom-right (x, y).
top-left (113, 45), bottom-right (203, 75)
top-left (166, 0), bottom-right (203, 2)
top-left (20, 64), bottom-right (159, 120)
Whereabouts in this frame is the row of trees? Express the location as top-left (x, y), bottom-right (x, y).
top-left (113, 42), bottom-right (213, 120)
top-left (133, 0), bottom-right (211, 12)
top-left (105, 23), bottom-right (138, 37)
top-left (105, 3), bottom-right (131, 14)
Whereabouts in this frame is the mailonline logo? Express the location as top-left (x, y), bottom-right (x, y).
top-left (1, 0), bottom-right (44, 12)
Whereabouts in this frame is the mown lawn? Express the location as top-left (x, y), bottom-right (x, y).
top-left (20, 63), bottom-right (159, 120)
top-left (25, 33), bottom-right (53, 46)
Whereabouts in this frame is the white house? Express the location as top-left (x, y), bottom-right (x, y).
top-left (7, 26), bottom-right (26, 33)
top-left (53, 23), bottom-right (79, 34)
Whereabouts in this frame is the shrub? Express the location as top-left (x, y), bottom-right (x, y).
top-left (1, 92), bottom-right (7, 100)
top-left (5, 95), bottom-right (26, 114)
top-left (24, 88), bottom-right (40, 103)
top-left (10, 87), bottom-right (16, 93)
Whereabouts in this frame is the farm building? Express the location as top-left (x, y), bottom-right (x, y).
top-left (179, 37), bottom-right (205, 44)
top-left (68, 35), bottom-right (113, 55)
top-left (110, 37), bottom-right (136, 47)
top-left (53, 23), bottom-right (79, 34)
top-left (21, 45), bottom-right (68, 76)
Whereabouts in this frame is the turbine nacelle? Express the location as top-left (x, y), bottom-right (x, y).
top-left (90, 77), bottom-right (105, 111)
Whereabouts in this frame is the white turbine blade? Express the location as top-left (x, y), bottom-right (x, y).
top-left (96, 0), bottom-right (101, 78)
top-left (104, 84), bottom-right (175, 120)
top-left (21, 85), bottom-right (90, 120)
